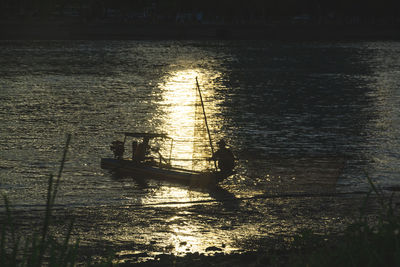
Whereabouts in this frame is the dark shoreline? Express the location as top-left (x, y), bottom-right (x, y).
top-left (0, 193), bottom-right (377, 266)
top-left (1, 21), bottom-right (399, 41)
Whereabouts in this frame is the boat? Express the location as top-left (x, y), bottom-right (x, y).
top-left (100, 132), bottom-right (231, 187)
top-left (100, 78), bottom-right (234, 187)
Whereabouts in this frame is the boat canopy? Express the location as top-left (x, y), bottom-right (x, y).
top-left (116, 132), bottom-right (172, 139)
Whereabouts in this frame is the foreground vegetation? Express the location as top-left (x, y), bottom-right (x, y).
top-left (1, 135), bottom-right (399, 266)
top-left (0, 134), bottom-right (82, 267)
top-left (287, 176), bottom-right (400, 267)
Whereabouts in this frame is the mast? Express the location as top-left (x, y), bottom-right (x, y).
top-left (195, 77), bottom-right (218, 171)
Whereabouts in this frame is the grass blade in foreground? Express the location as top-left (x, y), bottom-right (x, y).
top-left (0, 134), bottom-right (79, 267)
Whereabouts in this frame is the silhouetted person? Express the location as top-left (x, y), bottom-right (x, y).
top-left (134, 137), bottom-right (150, 162)
top-left (212, 139), bottom-right (235, 173)
top-left (110, 140), bottom-right (124, 159)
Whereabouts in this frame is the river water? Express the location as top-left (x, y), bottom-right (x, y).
top-left (0, 40), bottom-right (399, 260)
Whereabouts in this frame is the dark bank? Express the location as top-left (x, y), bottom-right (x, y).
top-left (1, 0), bottom-right (399, 40)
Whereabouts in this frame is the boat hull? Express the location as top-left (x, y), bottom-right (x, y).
top-left (100, 158), bottom-right (228, 187)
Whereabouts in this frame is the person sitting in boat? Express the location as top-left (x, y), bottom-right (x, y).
top-left (110, 140), bottom-right (124, 159)
top-left (212, 139), bottom-right (235, 174)
top-left (134, 137), bottom-right (150, 162)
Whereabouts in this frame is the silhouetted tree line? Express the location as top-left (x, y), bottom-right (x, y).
top-left (1, 0), bottom-right (399, 24)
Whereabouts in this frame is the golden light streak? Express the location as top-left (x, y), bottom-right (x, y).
top-left (158, 69), bottom-right (219, 170)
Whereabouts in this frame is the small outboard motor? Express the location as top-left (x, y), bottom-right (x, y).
top-left (110, 140), bottom-right (124, 159)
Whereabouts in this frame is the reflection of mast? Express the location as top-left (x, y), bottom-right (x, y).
top-left (195, 77), bottom-right (217, 171)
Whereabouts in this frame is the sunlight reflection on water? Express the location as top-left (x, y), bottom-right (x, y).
top-left (157, 68), bottom-right (223, 172)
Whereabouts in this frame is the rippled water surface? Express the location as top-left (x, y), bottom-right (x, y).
top-left (1, 40), bottom-right (399, 259)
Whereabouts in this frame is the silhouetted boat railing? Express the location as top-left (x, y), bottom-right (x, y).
top-left (164, 157), bottom-right (211, 161)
